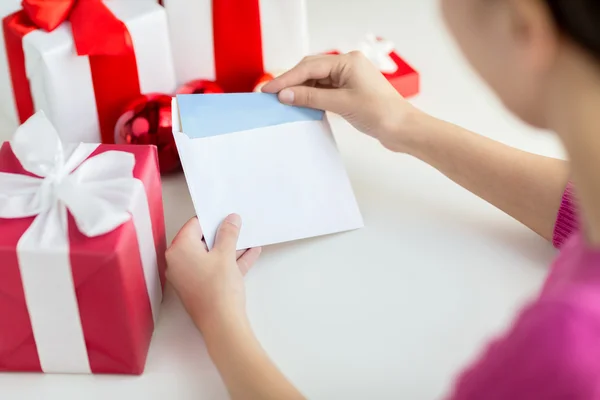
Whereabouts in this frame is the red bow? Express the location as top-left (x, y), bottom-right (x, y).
top-left (21, 0), bottom-right (132, 56)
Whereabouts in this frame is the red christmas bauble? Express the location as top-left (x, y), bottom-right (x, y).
top-left (114, 93), bottom-right (181, 174)
top-left (253, 73), bottom-right (275, 92)
top-left (252, 71), bottom-right (286, 92)
top-left (177, 79), bottom-right (224, 95)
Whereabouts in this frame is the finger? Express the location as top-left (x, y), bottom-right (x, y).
top-left (214, 213), bottom-right (242, 253)
top-left (236, 249), bottom-right (247, 260)
top-left (316, 77), bottom-right (333, 87)
top-left (171, 217), bottom-right (206, 250)
top-left (262, 56), bottom-right (338, 93)
top-left (237, 247), bottom-right (262, 276)
top-left (278, 86), bottom-right (350, 114)
top-left (305, 79), bottom-right (317, 88)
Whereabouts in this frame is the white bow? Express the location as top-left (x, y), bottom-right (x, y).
top-left (0, 112), bottom-right (161, 374)
top-left (0, 112), bottom-right (137, 237)
top-left (358, 34), bottom-right (398, 74)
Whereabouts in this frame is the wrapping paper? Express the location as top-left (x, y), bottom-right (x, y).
top-left (0, 1), bottom-right (177, 144)
top-left (0, 112), bottom-right (167, 374)
top-left (163, 0), bottom-right (309, 92)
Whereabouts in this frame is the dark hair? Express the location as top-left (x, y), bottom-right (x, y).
top-left (546, 0), bottom-right (600, 59)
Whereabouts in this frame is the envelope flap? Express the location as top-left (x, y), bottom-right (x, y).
top-left (171, 97), bottom-right (181, 133)
top-left (175, 93), bottom-right (324, 138)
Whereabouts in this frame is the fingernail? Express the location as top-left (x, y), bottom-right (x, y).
top-left (279, 89), bottom-right (294, 104)
top-left (226, 213), bottom-right (241, 228)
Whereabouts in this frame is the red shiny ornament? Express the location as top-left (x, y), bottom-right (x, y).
top-left (252, 72), bottom-right (275, 92)
top-left (177, 79), bottom-right (224, 95)
top-left (115, 94), bottom-right (181, 174)
top-left (252, 71), bottom-right (286, 92)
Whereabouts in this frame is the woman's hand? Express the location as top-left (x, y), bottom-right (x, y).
top-left (166, 214), bottom-right (262, 333)
top-left (262, 52), bottom-right (422, 152)
top-left (264, 52), bottom-right (571, 245)
top-left (167, 217), bottom-right (305, 400)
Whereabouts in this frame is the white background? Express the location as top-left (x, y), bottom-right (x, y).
top-left (0, 0), bottom-right (563, 399)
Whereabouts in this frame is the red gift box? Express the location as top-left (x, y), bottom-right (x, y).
top-left (329, 35), bottom-right (420, 98)
top-left (386, 51), bottom-right (419, 98)
top-left (0, 113), bottom-right (167, 374)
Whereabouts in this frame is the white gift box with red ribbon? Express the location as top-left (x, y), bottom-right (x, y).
top-left (0, 1), bottom-right (177, 144)
top-left (163, 0), bottom-right (309, 92)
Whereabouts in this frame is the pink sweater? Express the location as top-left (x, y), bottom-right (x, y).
top-left (449, 184), bottom-right (600, 399)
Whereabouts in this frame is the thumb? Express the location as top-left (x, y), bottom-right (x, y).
top-left (278, 86), bottom-right (348, 114)
top-left (214, 214), bottom-right (242, 253)
top-left (171, 217), bottom-right (204, 246)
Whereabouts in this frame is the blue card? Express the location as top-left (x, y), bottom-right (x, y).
top-left (175, 93), bottom-right (324, 138)
top-left (171, 94), bottom-right (363, 250)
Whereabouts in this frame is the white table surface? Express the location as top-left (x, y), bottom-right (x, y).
top-left (0, 0), bottom-right (565, 399)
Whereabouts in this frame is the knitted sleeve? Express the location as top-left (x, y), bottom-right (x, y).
top-left (553, 182), bottom-right (578, 249)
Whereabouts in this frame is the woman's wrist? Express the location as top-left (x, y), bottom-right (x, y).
top-left (194, 305), bottom-right (251, 342)
top-left (381, 105), bottom-right (440, 156)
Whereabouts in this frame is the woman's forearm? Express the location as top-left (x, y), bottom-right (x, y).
top-left (200, 312), bottom-right (305, 400)
top-left (402, 113), bottom-right (569, 241)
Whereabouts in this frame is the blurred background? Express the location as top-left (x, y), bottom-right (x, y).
top-left (0, 0), bottom-right (564, 158)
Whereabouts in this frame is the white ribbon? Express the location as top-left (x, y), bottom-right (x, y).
top-left (357, 34), bottom-right (398, 74)
top-left (0, 112), bottom-right (162, 374)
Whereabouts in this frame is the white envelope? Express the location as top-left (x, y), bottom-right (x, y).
top-left (172, 93), bottom-right (363, 250)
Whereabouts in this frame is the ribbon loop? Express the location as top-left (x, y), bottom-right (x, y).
top-left (21, 0), bottom-right (132, 56)
top-left (0, 112), bottom-right (137, 238)
top-left (10, 111), bottom-right (64, 178)
top-left (358, 34), bottom-right (398, 74)
top-left (63, 151), bottom-right (137, 236)
top-left (22, 0), bottom-right (76, 32)
top-left (0, 173), bottom-right (44, 218)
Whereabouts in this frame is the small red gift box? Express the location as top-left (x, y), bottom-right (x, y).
top-left (329, 35), bottom-right (420, 98)
top-left (0, 112), bottom-right (167, 374)
top-left (385, 51), bottom-right (420, 98)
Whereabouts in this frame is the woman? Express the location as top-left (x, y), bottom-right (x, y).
top-left (166, 0), bottom-right (600, 398)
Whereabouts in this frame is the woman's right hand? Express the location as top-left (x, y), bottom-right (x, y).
top-left (261, 52), bottom-right (422, 152)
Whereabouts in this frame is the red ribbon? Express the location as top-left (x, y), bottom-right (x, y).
top-left (212, 0), bottom-right (265, 93)
top-left (2, 0), bottom-right (141, 143)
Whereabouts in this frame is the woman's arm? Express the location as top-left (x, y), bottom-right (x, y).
top-left (166, 216), bottom-right (304, 400)
top-left (201, 313), bottom-right (305, 400)
top-left (263, 53), bottom-right (570, 243)
top-left (403, 112), bottom-right (570, 242)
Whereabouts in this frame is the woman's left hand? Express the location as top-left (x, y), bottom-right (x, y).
top-left (166, 214), bottom-right (262, 333)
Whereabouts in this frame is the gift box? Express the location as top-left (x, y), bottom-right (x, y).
top-left (0, 0), bottom-right (23, 137)
top-left (0, 112), bottom-right (167, 374)
top-left (162, 0), bottom-right (309, 92)
top-left (333, 34), bottom-right (419, 98)
top-left (0, 0), bottom-right (177, 144)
